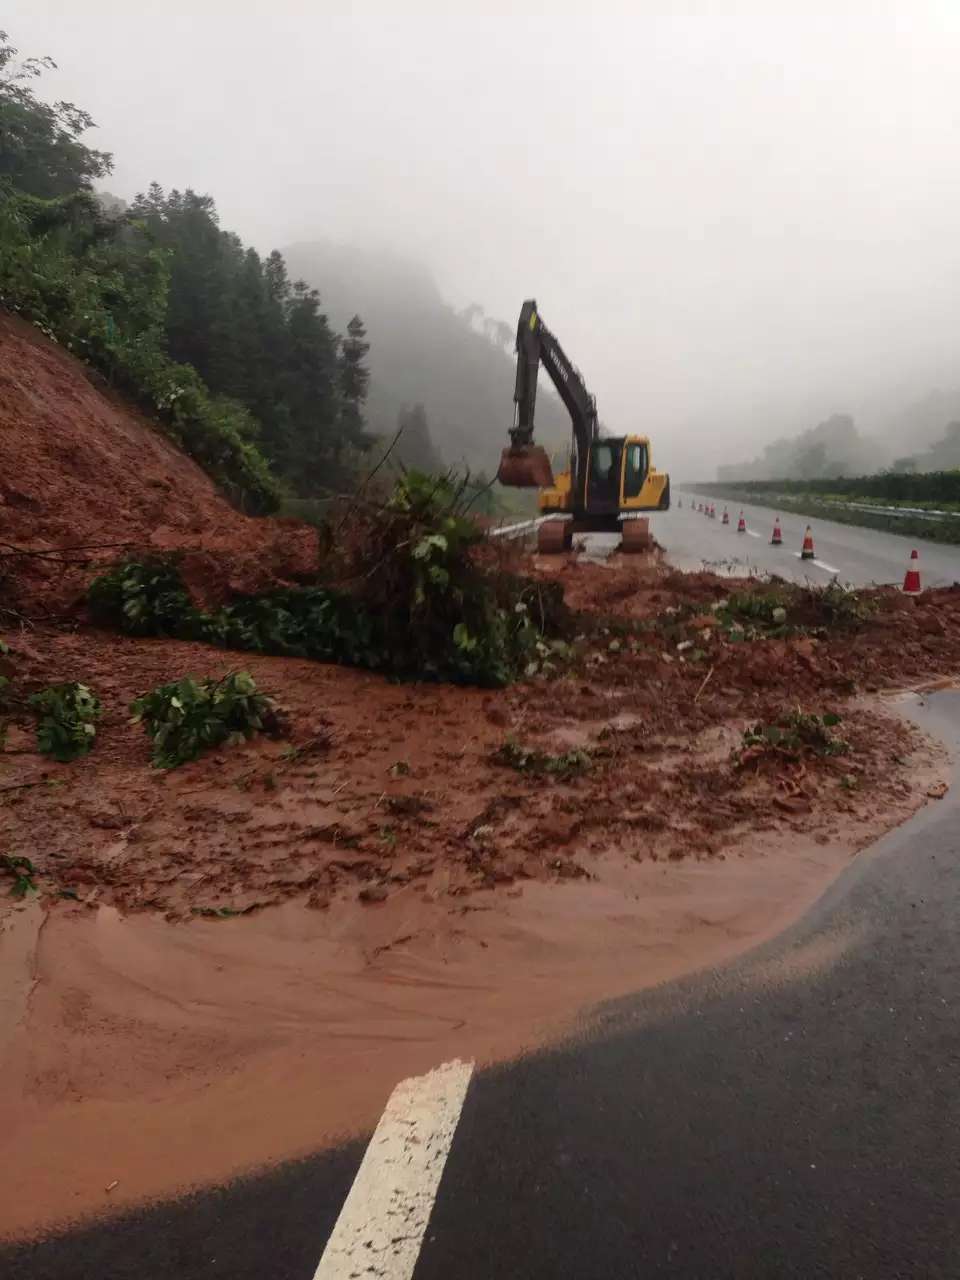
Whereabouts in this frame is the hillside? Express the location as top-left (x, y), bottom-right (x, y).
top-left (0, 312), bottom-right (317, 613)
top-left (282, 241), bottom-right (570, 474)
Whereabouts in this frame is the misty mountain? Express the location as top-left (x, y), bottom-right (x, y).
top-left (874, 388), bottom-right (960, 454)
top-left (716, 414), bottom-right (877, 482)
top-left (282, 242), bottom-right (569, 476)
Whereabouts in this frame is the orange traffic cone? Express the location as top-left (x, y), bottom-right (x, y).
top-left (903, 548), bottom-right (922, 594)
top-left (771, 517), bottom-right (783, 546)
top-left (737, 512), bottom-right (746, 533)
top-left (800, 526), bottom-right (815, 560)
top-left (722, 508), bottom-right (729, 525)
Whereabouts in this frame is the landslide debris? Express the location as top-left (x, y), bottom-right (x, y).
top-left (1, 558), bottom-right (955, 919)
top-left (0, 312), bottom-right (318, 616)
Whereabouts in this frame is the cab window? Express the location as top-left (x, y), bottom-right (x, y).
top-left (590, 445), bottom-right (614, 480)
top-left (623, 442), bottom-right (648, 499)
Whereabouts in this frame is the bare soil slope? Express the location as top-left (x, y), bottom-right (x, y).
top-left (0, 311), bottom-right (317, 613)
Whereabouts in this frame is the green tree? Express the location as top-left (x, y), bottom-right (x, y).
top-left (127, 184), bottom-right (357, 491)
top-left (0, 36), bottom-right (280, 513)
top-left (0, 31), bottom-right (112, 196)
top-left (396, 403), bottom-right (441, 473)
top-left (339, 314), bottom-right (371, 451)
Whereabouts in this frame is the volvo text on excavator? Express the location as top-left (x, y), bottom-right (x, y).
top-left (497, 300), bottom-right (670, 553)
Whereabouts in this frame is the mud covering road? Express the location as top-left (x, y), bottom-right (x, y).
top-left (1, 555), bottom-right (959, 1239)
top-left (3, 690), bottom-right (959, 1280)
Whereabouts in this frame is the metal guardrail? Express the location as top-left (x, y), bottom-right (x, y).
top-left (487, 515), bottom-right (560, 540)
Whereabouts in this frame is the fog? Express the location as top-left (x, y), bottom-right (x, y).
top-left (9, 3), bottom-right (960, 477)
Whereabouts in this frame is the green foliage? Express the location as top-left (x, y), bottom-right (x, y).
top-left (797, 580), bottom-right (874, 630)
top-left (130, 671), bottom-right (275, 769)
top-left (87, 557), bottom-right (193, 635)
top-left (0, 32), bottom-right (112, 197)
top-left (128, 185), bottom-right (370, 494)
top-left (0, 35), bottom-right (375, 512)
top-left (28, 682), bottom-right (101, 761)
top-left (711, 471), bottom-right (960, 505)
top-left (364, 470), bottom-right (562, 685)
top-left (88, 471), bottom-right (569, 687)
top-left (1, 853), bottom-right (37, 897)
top-left (0, 183), bottom-right (282, 514)
top-left (740, 709), bottom-right (849, 760)
top-left (724, 591), bottom-right (790, 625)
top-left (715, 590), bottom-right (791, 639)
top-left (492, 739), bottom-right (592, 778)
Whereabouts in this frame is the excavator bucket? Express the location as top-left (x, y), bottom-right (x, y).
top-left (497, 445), bottom-right (555, 489)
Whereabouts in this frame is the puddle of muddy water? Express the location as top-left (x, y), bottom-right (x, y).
top-left (0, 750), bottom-right (945, 1242)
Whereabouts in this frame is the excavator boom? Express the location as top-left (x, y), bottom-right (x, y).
top-left (497, 300), bottom-right (597, 492)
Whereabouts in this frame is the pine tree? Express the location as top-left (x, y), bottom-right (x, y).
top-left (396, 403), bottom-right (441, 473)
top-left (126, 186), bottom-right (355, 492)
top-left (339, 315), bottom-right (370, 452)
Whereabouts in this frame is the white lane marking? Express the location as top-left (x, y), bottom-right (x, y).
top-left (793, 552), bottom-right (840, 574)
top-left (745, 529), bottom-right (761, 539)
top-left (313, 1058), bottom-right (474, 1280)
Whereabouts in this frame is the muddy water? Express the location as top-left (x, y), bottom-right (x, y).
top-left (0, 778), bottom-right (942, 1241)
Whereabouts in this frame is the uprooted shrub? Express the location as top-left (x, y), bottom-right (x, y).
top-left (29, 682), bottom-right (101, 762)
top-left (326, 470), bottom-right (567, 683)
top-left (87, 471), bottom-right (569, 686)
top-left (130, 671), bottom-right (277, 769)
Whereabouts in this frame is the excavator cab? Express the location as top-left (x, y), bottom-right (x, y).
top-left (586, 439), bottom-right (622, 513)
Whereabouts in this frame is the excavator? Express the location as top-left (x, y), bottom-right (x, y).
top-left (497, 300), bottom-right (670, 552)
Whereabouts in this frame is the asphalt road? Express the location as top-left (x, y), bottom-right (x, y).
top-left (649, 490), bottom-right (960, 587)
top-left (6, 691), bottom-right (960, 1278)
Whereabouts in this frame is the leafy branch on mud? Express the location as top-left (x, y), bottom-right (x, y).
top-left (659, 580), bottom-right (875, 650)
top-left (491, 739), bottom-right (592, 778)
top-left (88, 472), bottom-right (571, 687)
top-left (29, 682), bottom-right (101, 761)
top-left (130, 671), bottom-right (279, 769)
top-left (737, 709), bottom-right (850, 765)
top-left (1, 853), bottom-right (37, 898)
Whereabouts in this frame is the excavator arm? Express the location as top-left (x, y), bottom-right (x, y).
top-left (498, 299), bottom-right (598, 490)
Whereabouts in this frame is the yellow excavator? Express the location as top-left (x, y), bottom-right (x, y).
top-left (497, 300), bottom-right (670, 552)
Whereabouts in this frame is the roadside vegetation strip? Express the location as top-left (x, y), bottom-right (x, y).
top-left (697, 486), bottom-right (960, 546)
top-left (313, 1059), bottom-right (474, 1280)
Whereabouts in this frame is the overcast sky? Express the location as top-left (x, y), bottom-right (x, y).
top-left (8, 3), bottom-right (960, 475)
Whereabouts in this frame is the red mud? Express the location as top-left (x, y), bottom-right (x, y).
top-left (0, 612), bottom-right (952, 1237)
top-left (0, 736), bottom-right (944, 1239)
top-left (2, 318), bottom-right (960, 1239)
top-left (0, 312), bottom-right (318, 613)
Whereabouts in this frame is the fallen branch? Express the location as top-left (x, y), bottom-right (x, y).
top-left (694, 665), bottom-right (715, 704)
top-left (0, 539), bottom-right (136, 560)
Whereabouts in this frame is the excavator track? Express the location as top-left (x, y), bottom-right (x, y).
top-left (537, 520), bottom-right (572, 554)
top-left (620, 518), bottom-right (651, 553)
